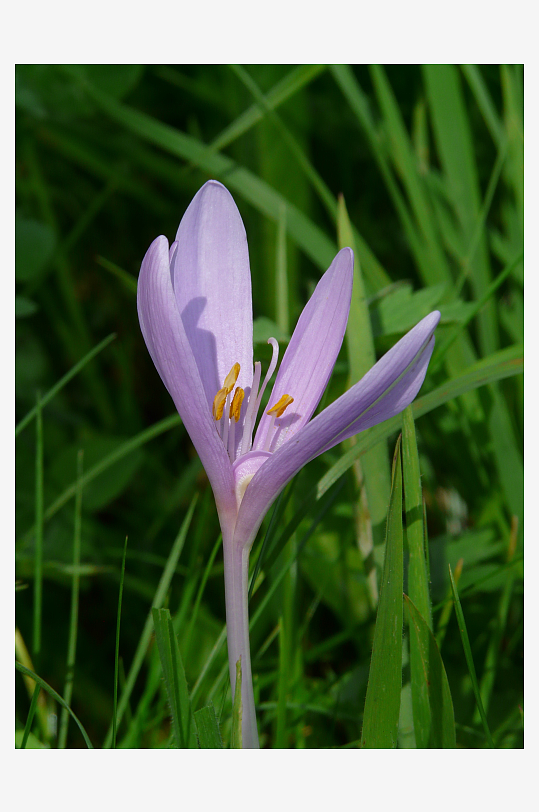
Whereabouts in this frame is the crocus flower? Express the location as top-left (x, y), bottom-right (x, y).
top-left (137, 180), bottom-right (440, 748)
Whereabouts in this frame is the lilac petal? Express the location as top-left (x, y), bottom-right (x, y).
top-left (137, 235), bottom-right (236, 519)
top-left (234, 311), bottom-right (440, 550)
top-left (172, 180), bottom-right (254, 414)
top-left (253, 248), bottom-right (353, 454)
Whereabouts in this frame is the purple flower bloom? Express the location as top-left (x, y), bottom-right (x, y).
top-left (137, 180), bottom-right (440, 748)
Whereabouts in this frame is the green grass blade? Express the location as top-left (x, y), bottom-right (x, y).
top-left (15, 628), bottom-right (50, 743)
top-left (369, 64), bottom-right (451, 287)
top-left (461, 65), bottom-right (504, 147)
top-left (473, 517), bottom-right (519, 723)
top-left (501, 65), bottom-right (524, 229)
top-left (448, 565), bottom-right (495, 748)
top-left (361, 436), bottom-right (403, 748)
top-left (404, 596), bottom-right (456, 748)
top-left (275, 201), bottom-right (289, 335)
top-left (111, 535), bottom-right (129, 749)
top-left (423, 64), bottom-right (496, 354)
top-left (231, 657), bottom-right (243, 749)
top-left (338, 194), bottom-right (391, 603)
top-left (15, 333), bottom-right (116, 437)
top-left (194, 703), bottom-right (224, 748)
top-left (182, 533), bottom-right (222, 662)
top-left (19, 685), bottom-right (42, 749)
top-left (20, 413), bottom-right (182, 545)
top-left (211, 65), bottom-right (327, 154)
top-left (33, 392), bottom-right (43, 663)
top-left (66, 68), bottom-right (390, 292)
top-left (330, 64), bottom-right (426, 283)
top-left (229, 64), bottom-right (336, 221)
top-left (15, 662), bottom-right (94, 748)
top-left (58, 449), bottom-right (84, 749)
top-left (152, 607), bottom-right (197, 748)
top-left (402, 406), bottom-right (431, 628)
top-left (275, 616), bottom-right (288, 749)
top-left (291, 344), bottom-right (523, 532)
top-left (102, 494), bottom-right (197, 748)
top-left (432, 251), bottom-right (523, 373)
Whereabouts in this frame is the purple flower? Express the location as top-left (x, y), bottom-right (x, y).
top-left (137, 180), bottom-right (440, 748)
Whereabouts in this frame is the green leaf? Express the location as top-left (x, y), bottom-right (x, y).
top-left (402, 406), bottom-right (431, 628)
top-left (404, 596), bottom-right (456, 748)
top-left (152, 607), bottom-right (197, 748)
top-left (194, 703), bottom-right (224, 749)
top-left (361, 436), bottom-right (403, 748)
top-left (231, 657), bottom-right (243, 749)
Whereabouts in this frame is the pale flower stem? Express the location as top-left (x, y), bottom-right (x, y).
top-left (223, 537), bottom-right (259, 748)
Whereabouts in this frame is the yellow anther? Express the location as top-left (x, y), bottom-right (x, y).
top-left (229, 387), bottom-right (245, 422)
top-left (267, 394), bottom-right (294, 418)
top-left (212, 387), bottom-right (228, 421)
top-left (223, 363), bottom-right (241, 395)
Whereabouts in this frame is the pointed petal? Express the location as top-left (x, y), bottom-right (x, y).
top-left (137, 235), bottom-right (235, 517)
top-left (172, 180), bottom-right (253, 410)
top-left (234, 311), bottom-right (440, 550)
top-left (253, 248), bottom-right (353, 453)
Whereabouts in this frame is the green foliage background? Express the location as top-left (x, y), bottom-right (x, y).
top-left (15, 64), bottom-right (523, 749)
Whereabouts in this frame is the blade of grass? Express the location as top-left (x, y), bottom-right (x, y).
top-left (211, 65), bottom-right (327, 154)
top-left (95, 256), bottom-right (137, 294)
top-left (423, 64), bottom-right (496, 354)
top-left (230, 657), bottom-right (243, 749)
top-left (24, 139), bottom-right (115, 428)
top-left (369, 64), bottom-right (452, 287)
top-left (182, 533), bottom-right (222, 662)
top-left (19, 413), bottom-right (182, 545)
top-left (338, 194), bottom-right (391, 605)
top-left (16, 333), bottom-right (116, 437)
top-left (65, 67), bottom-right (389, 291)
top-left (330, 64), bottom-right (427, 280)
top-left (14, 628), bottom-right (50, 743)
top-left (112, 535), bottom-right (129, 749)
top-left (461, 65), bottom-right (504, 148)
top-left (102, 494), bottom-right (197, 748)
top-left (402, 406), bottom-right (431, 628)
top-left (33, 392), bottom-right (43, 664)
top-left (448, 564), bottom-right (495, 748)
top-left (15, 662), bottom-right (94, 748)
top-left (152, 608), bottom-right (198, 748)
top-left (404, 596), bottom-right (456, 748)
top-left (19, 685), bottom-right (42, 749)
top-left (436, 559), bottom-right (463, 649)
top-left (58, 449), bottom-right (84, 749)
top-left (432, 251), bottom-right (523, 373)
top-left (361, 436), bottom-right (403, 748)
top-left (268, 344), bottom-right (523, 554)
top-left (194, 703), bottom-right (224, 748)
top-left (275, 616), bottom-right (288, 748)
top-left (230, 64), bottom-right (335, 219)
top-left (275, 202), bottom-right (288, 335)
top-left (473, 515), bottom-right (519, 723)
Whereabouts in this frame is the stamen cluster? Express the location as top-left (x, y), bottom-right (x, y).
top-left (212, 338), bottom-right (294, 463)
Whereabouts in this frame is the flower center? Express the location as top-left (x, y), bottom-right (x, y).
top-left (212, 339), bottom-right (294, 463)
